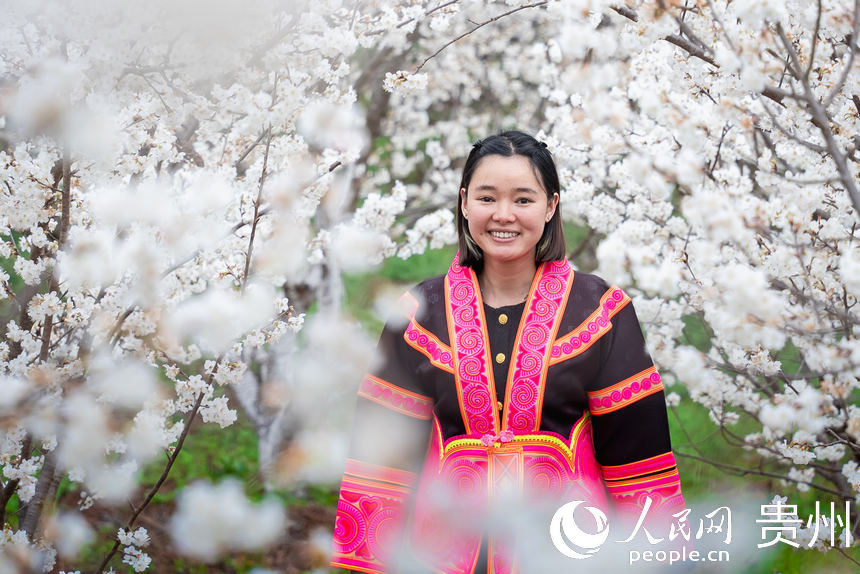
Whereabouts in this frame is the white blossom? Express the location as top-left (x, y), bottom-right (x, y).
top-left (843, 461), bottom-right (860, 492)
top-left (199, 396), bottom-right (238, 429)
top-left (776, 441), bottom-right (816, 465)
top-left (13, 257), bottom-right (46, 286)
top-left (383, 70), bottom-right (429, 95)
top-left (168, 479), bottom-right (286, 560)
top-left (122, 546), bottom-right (151, 572)
top-left (117, 527), bottom-right (150, 548)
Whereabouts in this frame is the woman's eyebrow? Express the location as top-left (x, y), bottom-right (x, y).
top-left (473, 184), bottom-right (539, 193)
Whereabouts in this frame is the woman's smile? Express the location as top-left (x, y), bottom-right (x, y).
top-left (488, 230), bottom-right (520, 240)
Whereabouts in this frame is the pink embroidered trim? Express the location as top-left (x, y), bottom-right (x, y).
top-left (404, 320), bottom-right (454, 373)
top-left (605, 470), bottom-right (682, 494)
top-left (587, 366), bottom-right (663, 415)
top-left (358, 374), bottom-right (434, 420)
top-left (549, 286), bottom-right (630, 366)
top-left (602, 452), bottom-right (685, 523)
top-left (608, 478), bottom-right (686, 523)
top-left (602, 451), bottom-right (678, 482)
top-left (503, 260), bottom-right (573, 433)
top-left (344, 458), bottom-right (417, 487)
top-left (445, 257), bottom-right (497, 435)
top-left (332, 460), bottom-right (414, 573)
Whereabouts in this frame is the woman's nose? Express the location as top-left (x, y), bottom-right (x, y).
top-left (493, 201), bottom-right (515, 221)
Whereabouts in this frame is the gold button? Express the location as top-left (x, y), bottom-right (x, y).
top-left (497, 401), bottom-right (503, 411)
top-left (498, 313), bottom-right (508, 325)
top-left (495, 353), bottom-right (506, 363)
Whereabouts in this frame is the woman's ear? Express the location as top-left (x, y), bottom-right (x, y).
top-left (460, 188), bottom-right (468, 219)
top-left (546, 192), bottom-right (559, 222)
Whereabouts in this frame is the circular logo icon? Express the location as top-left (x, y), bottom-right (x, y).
top-left (549, 500), bottom-right (610, 559)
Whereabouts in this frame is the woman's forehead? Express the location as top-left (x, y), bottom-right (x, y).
top-left (470, 154), bottom-right (545, 190)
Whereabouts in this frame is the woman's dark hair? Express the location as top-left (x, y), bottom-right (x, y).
top-left (457, 130), bottom-right (565, 269)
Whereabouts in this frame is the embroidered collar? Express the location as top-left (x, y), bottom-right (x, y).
top-left (444, 255), bottom-right (573, 436)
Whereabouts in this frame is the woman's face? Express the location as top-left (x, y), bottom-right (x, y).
top-left (460, 154), bottom-right (558, 269)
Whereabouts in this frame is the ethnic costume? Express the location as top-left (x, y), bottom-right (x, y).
top-left (331, 257), bottom-right (686, 573)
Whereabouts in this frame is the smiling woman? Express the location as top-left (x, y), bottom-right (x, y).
top-left (331, 131), bottom-right (688, 573)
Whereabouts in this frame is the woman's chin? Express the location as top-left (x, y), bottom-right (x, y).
top-left (481, 248), bottom-right (536, 266)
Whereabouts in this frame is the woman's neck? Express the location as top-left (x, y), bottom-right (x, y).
top-left (478, 258), bottom-right (538, 307)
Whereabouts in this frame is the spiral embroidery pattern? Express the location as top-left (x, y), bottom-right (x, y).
top-left (549, 286), bottom-right (630, 366)
top-left (504, 260), bottom-right (573, 433)
top-left (445, 259), bottom-right (497, 435)
top-left (524, 455), bottom-right (566, 492)
top-left (404, 319), bottom-right (454, 373)
top-left (587, 366), bottom-right (663, 415)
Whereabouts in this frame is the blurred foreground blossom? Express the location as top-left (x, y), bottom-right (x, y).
top-left (164, 282), bottom-right (276, 353)
top-left (168, 479), bottom-right (286, 561)
top-left (45, 512), bottom-right (93, 560)
top-left (298, 101), bottom-right (368, 153)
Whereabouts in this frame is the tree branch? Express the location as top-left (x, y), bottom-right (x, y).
top-left (761, 85), bottom-right (794, 105)
top-left (21, 452), bottom-right (56, 536)
top-left (96, 383), bottom-right (212, 573)
top-left (665, 33), bottom-right (718, 67)
top-left (775, 22), bottom-right (860, 213)
top-left (233, 129), bottom-right (267, 174)
top-left (837, 547), bottom-right (860, 568)
top-left (0, 478), bottom-right (18, 527)
top-left (59, 141), bottom-right (71, 248)
top-left (0, 437), bottom-right (32, 527)
top-left (804, 0), bottom-right (823, 83)
top-left (568, 228), bottom-right (596, 261)
top-left (677, 18), bottom-right (713, 58)
top-left (610, 5), bottom-right (638, 22)
top-left (708, 124), bottom-right (731, 174)
top-left (160, 159), bottom-right (343, 280)
top-left (760, 99), bottom-right (828, 153)
top-left (414, 1), bottom-right (548, 73)
top-left (704, 0), bottom-right (737, 53)
top-left (367, 0), bottom-right (461, 35)
top-left (674, 450), bottom-right (845, 498)
top-left (242, 127), bottom-right (273, 289)
top-left (614, 5), bottom-right (718, 67)
top-left (13, 143), bottom-right (72, 536)
top-left (823, 0), bottom-right (860, 108)
top-left (38, 314), bottom-right (54, 362)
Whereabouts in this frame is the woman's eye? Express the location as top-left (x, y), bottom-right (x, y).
top-left (478, 196), bottom-right (494, 202)
top-left (516, 197), bottom-right (533, 204)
